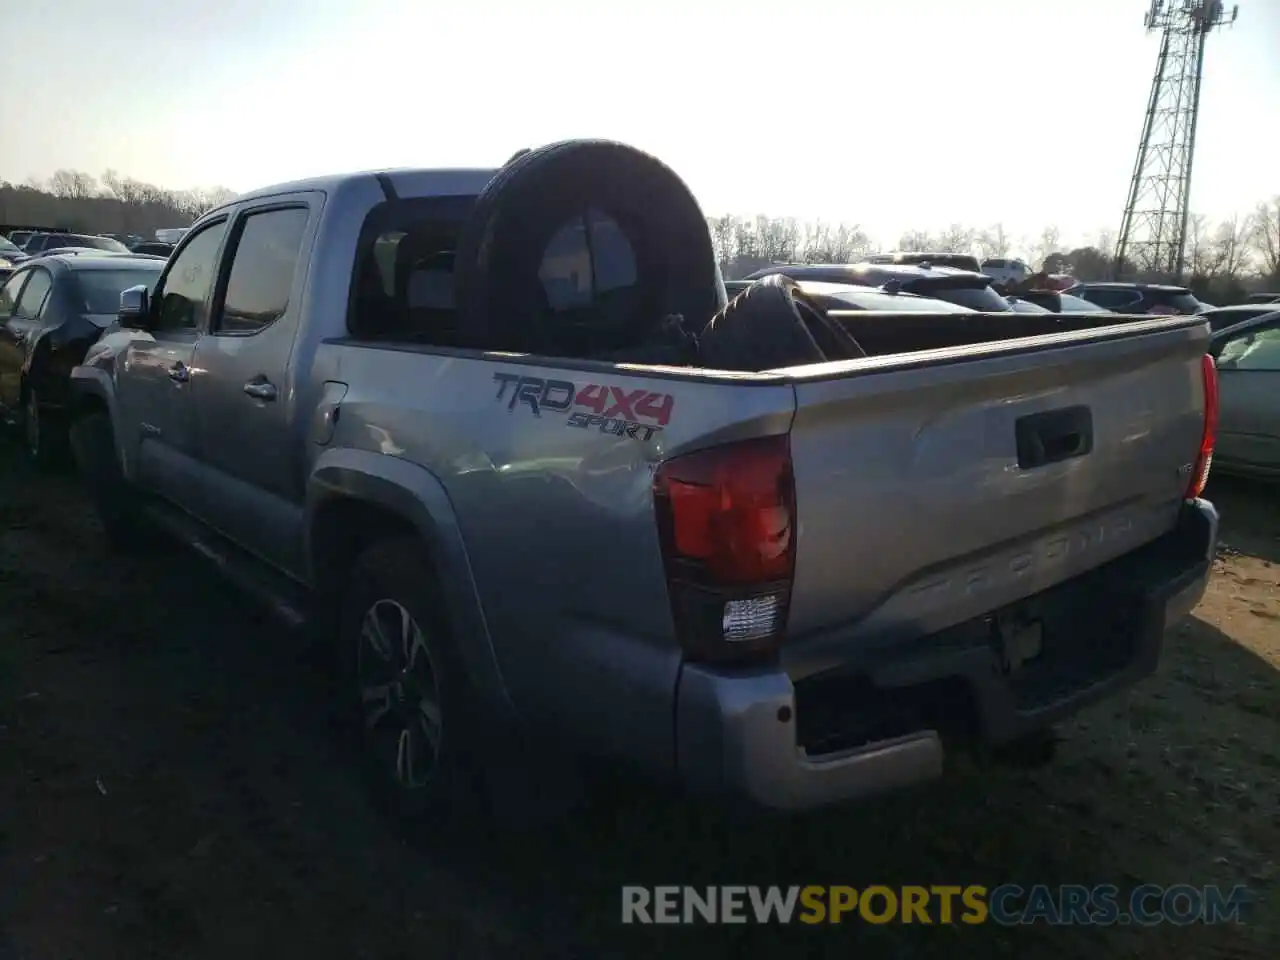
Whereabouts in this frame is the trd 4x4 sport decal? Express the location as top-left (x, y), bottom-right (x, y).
top-left (492, 372), bottom-right (675, 441)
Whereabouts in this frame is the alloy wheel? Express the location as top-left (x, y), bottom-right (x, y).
top-left (357, 598), bottom-right (443, 790)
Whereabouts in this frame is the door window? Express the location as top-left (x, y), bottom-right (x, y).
top-left (1080, 288), bottom-right (1142, 310)
top-left (1218, 323), bottom-right (1280, 372)
top-left (13, 269), bottom-right (53, 318)
top-left (155, 220), bottom-right (229, 332)
top-left (214, 207), bottom-right (309, 335)
top-left (0, 272), bottom-right (28, 321)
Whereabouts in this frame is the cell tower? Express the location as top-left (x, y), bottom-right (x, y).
top-left (1114, 1), bottom-right (1238, 280)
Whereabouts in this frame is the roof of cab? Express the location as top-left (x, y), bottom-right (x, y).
top-left (227, 167), bottom-right (500, 208)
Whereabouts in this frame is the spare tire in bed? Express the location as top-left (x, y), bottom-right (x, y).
top-left (453, 140), bottom-right (725, 359)
top-left (698, 274), bottom-right (867, 372)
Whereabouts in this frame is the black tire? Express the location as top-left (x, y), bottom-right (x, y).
top-left (453, 140), bottom-right (723, 354)
top-left (698, 274), bottom-right (866, 372)
top-left (338, 538), bottom-right (478, 823)
top-left (68, 411), bottom-right (156, 553)
top-left (22, 388), bottom-right (69, 470)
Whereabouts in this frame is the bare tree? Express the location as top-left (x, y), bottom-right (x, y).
top-left (1033, 225), bottom-right (1062, 271)
top-left (936, 223), bottom-right (976, 255)
top-left (1094, 227), bottom-right (1116, 258)
top-left (896, 229), bottom-right (935, 252)
top-left (708, 215), bottom-right (736, 267)
top-left (977, 223), bottom-right (1011, 260)
top-left (1209, 214), bottom-right (1250, 279)
top-left (799, 220), bottom-right (871, 264)
top-left (46, 169), bottom-right (99, 199)
top-left (1184, 214), bottom-right (1214, 276)
top-left (1249, 196), bottom-right (1280, 279)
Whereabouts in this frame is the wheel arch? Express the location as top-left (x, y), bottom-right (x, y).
top-left (305, 448), bottom-right (514, 720)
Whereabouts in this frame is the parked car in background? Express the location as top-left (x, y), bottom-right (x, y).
top-left (1198, 303), bottom-right (1280, 333)
top-left (99, 233), bottom-right (145, 247)
top-left (1012, 290), bottom-right (1114, 315)
top-left (1005, 297), bottom-right (1054, 314)
top-left (30, 248), bottom-right (168, 262)
top-left (1, 236), bottom-right (30, 266)
top-left (154, 227), bottom-right (190, 245)
top-left (22, 233), bottom-right (131, 255)
top-left (1067, 282), bottom-right (1208, 316)
top-left (981, 257), bottom-right (1032, 290)
top-left (864, 251), bottom-right (982, 273)
top-left (128, 241), bottom-right (176, 257)
top-left (746, 262), bottom-right (1019, 312)
top-left (6, 227), bottom-right (70, 250)
top-left (1209, 310), bottom-right (1280, 480)
top-left (1243, 293), bottom-right (1280, 305)
top-left (0, 253), bottom-right (165, 463)
top-left (29, 247), bottom-right (114, 259)
top-left (793, 282), bottom-right (977, 313)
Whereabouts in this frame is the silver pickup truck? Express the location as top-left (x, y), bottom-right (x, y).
top-left (68, 140), bottom-right (1220, 822)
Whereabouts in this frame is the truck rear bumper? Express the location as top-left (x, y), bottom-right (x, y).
top-left (674, 498), bottom-right (1218, 811)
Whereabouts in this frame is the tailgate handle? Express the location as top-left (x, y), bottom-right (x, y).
top-left (1016, 405), bottom-right (1093, 469)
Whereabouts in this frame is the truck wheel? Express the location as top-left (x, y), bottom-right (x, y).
top-left (698, 274), bottom-right (866, 372)
top-left (22, 389), bottom-right (68, 470)
top-left (339, 538), bottom-right (476, 823)
top-left (68, 411), bottom-right (155, 553)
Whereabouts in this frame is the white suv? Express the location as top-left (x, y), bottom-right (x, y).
top-left (981, 257), bottom-right (1031, 290)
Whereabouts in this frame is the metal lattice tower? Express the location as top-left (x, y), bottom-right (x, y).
top-left (1114, 1), bottom-right (1238, 280)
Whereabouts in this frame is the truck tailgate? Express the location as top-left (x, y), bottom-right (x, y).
top-left (781, 316), bottom-right (1211, 657)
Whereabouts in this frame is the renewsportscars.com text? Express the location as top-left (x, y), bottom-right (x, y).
top-left (621, 884), bottom-right (1251, 926)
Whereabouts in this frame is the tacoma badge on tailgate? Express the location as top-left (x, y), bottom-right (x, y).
top-left (492, 372), bottom-right (674, 441)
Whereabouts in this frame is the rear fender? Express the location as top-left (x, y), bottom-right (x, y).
top-left (305, 448), bottom-right (513, 718)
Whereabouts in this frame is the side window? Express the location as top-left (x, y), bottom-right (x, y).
top-left (1218, 323), bottom-right (1280, 372)
top-left (13, 269), bottom-right (53, 318)
top-left (214, 207), bottom-right (309, 335)
top-left (154, 220), bottom-right (228, 332)
top-left (1084, 288), bottom-right (1141, 310)
top-left (0, 272), bottom-right (28, 320)
top-left (348, 193), bottom-right (476, 344)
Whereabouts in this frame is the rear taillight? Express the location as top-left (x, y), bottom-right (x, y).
top-left (653, 435), bottom-right (795, 665)
top-left (1186, 354), bottom-right (1218, 499)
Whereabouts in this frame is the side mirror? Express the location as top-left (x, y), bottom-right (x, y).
top-left (118, 285), bottom-right (151, 329)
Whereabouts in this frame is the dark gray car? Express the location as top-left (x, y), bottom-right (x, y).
top-left (0, 254), bottom-right (164, 463)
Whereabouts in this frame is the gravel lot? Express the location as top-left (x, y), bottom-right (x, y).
top-left (0, 447), bottom-right (1275, 959)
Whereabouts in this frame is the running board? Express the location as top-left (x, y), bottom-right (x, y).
top-left (139, 500), bottom-right (311, 630)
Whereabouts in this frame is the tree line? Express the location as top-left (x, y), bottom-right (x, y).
top-left (0, 169), bottom-right (237, 241)
top-left (3, 167), bottom-right (1277, 301)
top-left (710, 197), bottom-right (1280, 302)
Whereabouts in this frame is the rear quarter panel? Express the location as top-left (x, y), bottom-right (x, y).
top-left (316, 342), bottom-right (795, 770)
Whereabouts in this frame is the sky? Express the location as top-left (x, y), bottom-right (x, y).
top-left (2, 0), bottom-right (1277, 250)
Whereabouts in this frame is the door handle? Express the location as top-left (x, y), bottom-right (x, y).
top-left (1016, 405), bottom-right (1093, 469)
top-left (243, 379), bottom-right (277, 401)
top-left (167, 362), bottom-right (189, 383)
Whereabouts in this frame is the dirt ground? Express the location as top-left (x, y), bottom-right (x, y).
top-left (0, 448), bottom-right (1275, 960)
